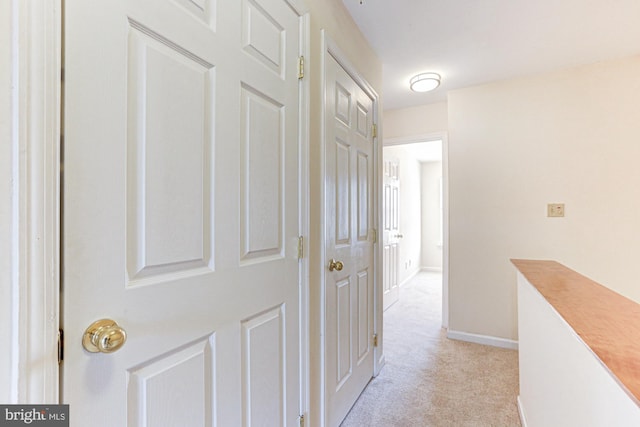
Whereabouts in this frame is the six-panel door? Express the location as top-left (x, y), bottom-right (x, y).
top-left (64, 0), bottom-right (302, 425)
top-left (324, 53), bottom-right (375, 427)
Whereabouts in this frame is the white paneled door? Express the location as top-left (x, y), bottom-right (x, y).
top-left (63, 0), bottom-right (302, 426)
top-left (325, 53), bottom-right (375, 427)
top-left (383, 160), bottom-right (400, 310)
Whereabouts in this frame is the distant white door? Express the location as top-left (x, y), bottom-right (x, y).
top-left (324, 53), bottom-right (375, 427)
top-left (63, 0), bottom-right (302, 426)
top-left (383, 160), bottom-right (401, 310)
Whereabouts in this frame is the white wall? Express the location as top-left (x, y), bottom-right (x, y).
top-left (383, 145), bottom-right (422, 284)
top-left (518, 273), bottom-right (640, 426)
top-left (448, 55), bottom-right (640, 341)
top-left (421, 161), bottom-right (442, 270)
top-left (384, 102), bottom-right (448, 139)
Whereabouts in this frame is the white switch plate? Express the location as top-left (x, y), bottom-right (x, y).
top-left (547, 203), bottom-right (565, 217)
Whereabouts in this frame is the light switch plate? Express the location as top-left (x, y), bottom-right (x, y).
top-left (547, 203), bottom-right (565, 217)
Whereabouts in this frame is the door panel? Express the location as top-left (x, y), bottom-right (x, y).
top-left (63, 0), bottom-right (301, 426)
top-left (127, 336), bottom-right (215, 426)
top-left (356, 270), bottom-right (370, 361)
top-left (335, 140), bottom-right (351, 245)
top-left (126, 21), bottom-right (215, 283)
top-left (240, 85), bottom-right (284, 261)
top-left (357, 152), bottom-right (369, 241)
top-left (336, 277), bottom-right (352, 386)
top-left (241, 305), bottom-right (286, 426)
top-left (325, 53), bottom-right (375, 427)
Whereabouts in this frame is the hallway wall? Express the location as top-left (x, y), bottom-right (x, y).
top-left (384, 102), bottom-right (448, 139)
top-left (448, 55), bottom-right (640, 342)
top-left (421, 161), bottom-right (443, 270)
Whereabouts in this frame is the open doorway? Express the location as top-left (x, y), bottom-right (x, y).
top-left (382, 136), bottom-right (447, 328)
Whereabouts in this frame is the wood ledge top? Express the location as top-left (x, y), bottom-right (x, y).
top-left (512, 259), bottom-right (640, 405)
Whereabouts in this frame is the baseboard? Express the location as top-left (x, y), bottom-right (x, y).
top-left (374, 353), bottom-right (386, 377)
top-left (399, 268), bottom-right (421, 287)
top-left (517, 396), bottom-right (528, 427)
top-left (420, 266), bottom-right (442, 273)
top-left (447, 330), bottom-right (519, 350)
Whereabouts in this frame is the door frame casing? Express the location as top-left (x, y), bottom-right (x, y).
top-left (295, 4), bottom-right (311, 422)
top-left (2, 0), bottom-right (62, 403)
top-left (318, 30), bottom-right (383, 426)
top-left (383, 132), bottom-right (450, 329)
top-left (5, 1), bottom-right (311, 416)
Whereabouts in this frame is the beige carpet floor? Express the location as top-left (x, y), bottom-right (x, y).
top-left (340, 272), bottom-right (521, 427)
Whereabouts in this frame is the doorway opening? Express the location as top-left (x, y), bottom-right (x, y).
top-left (382, 136), bottom-right (447, 329)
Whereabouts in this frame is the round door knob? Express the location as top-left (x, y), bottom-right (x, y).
top-left (82, 319), bottom-right (127, 353)
top-left (329, 259), bottom-right (344, 272)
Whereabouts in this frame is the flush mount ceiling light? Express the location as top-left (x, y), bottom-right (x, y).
top-left (410, 72), bottom-right (441, 92)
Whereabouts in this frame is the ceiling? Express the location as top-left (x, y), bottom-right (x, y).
top-left (342, 0), bottom-right (640, 111)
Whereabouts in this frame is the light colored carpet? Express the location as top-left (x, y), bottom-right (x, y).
top-left (340, 272), bottom-right (521, 427)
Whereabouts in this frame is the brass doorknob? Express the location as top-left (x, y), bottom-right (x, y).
top-left (82, 319), bottom-right (127, 353)
top-left (328, 259), bottom-right (344, 272)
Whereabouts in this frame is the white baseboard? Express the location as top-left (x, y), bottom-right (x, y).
top-left (374, 353), bottom-right (386, 377)
top-left (420, 266), bottom-right (442, 273)
top-left (399, 268), bottom-right (421, 287)
top-left (447, 330), bottom-right (519, 350)
top-left (517, 396), bottom-right (528, 427)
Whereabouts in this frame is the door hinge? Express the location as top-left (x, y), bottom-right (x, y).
top-left (297, 236), bottom-right (304, 259)
top-left (370, 228), bottom-right (377, 244)
top-left (299, 414), bottom-right (305, 427)
top-left (373, 333), bottom-right (378, 347)
top-left (58, 329), bottom-right (64, 364)
top-left (372, 123), bottom-right (377, 138)
top-left (298, 56), bottom-right (305, 80)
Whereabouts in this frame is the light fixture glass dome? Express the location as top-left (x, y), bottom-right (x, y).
top-left (410, 72), bottom-right (441, 92)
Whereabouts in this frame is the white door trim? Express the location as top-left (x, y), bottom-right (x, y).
top-left (383, 132), bottom-right (450, 329)
top-left (319, 30), bottom-right (382, 425)
top-left (278, 2), bottom-right (311, 421)
top-left (3, 0), bottom-right (62, 403)
top-left (292, 5), bottom-right (311, 423)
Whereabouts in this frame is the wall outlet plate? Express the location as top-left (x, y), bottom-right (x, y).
top-left (547, 203), bottom-right (565, 217)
